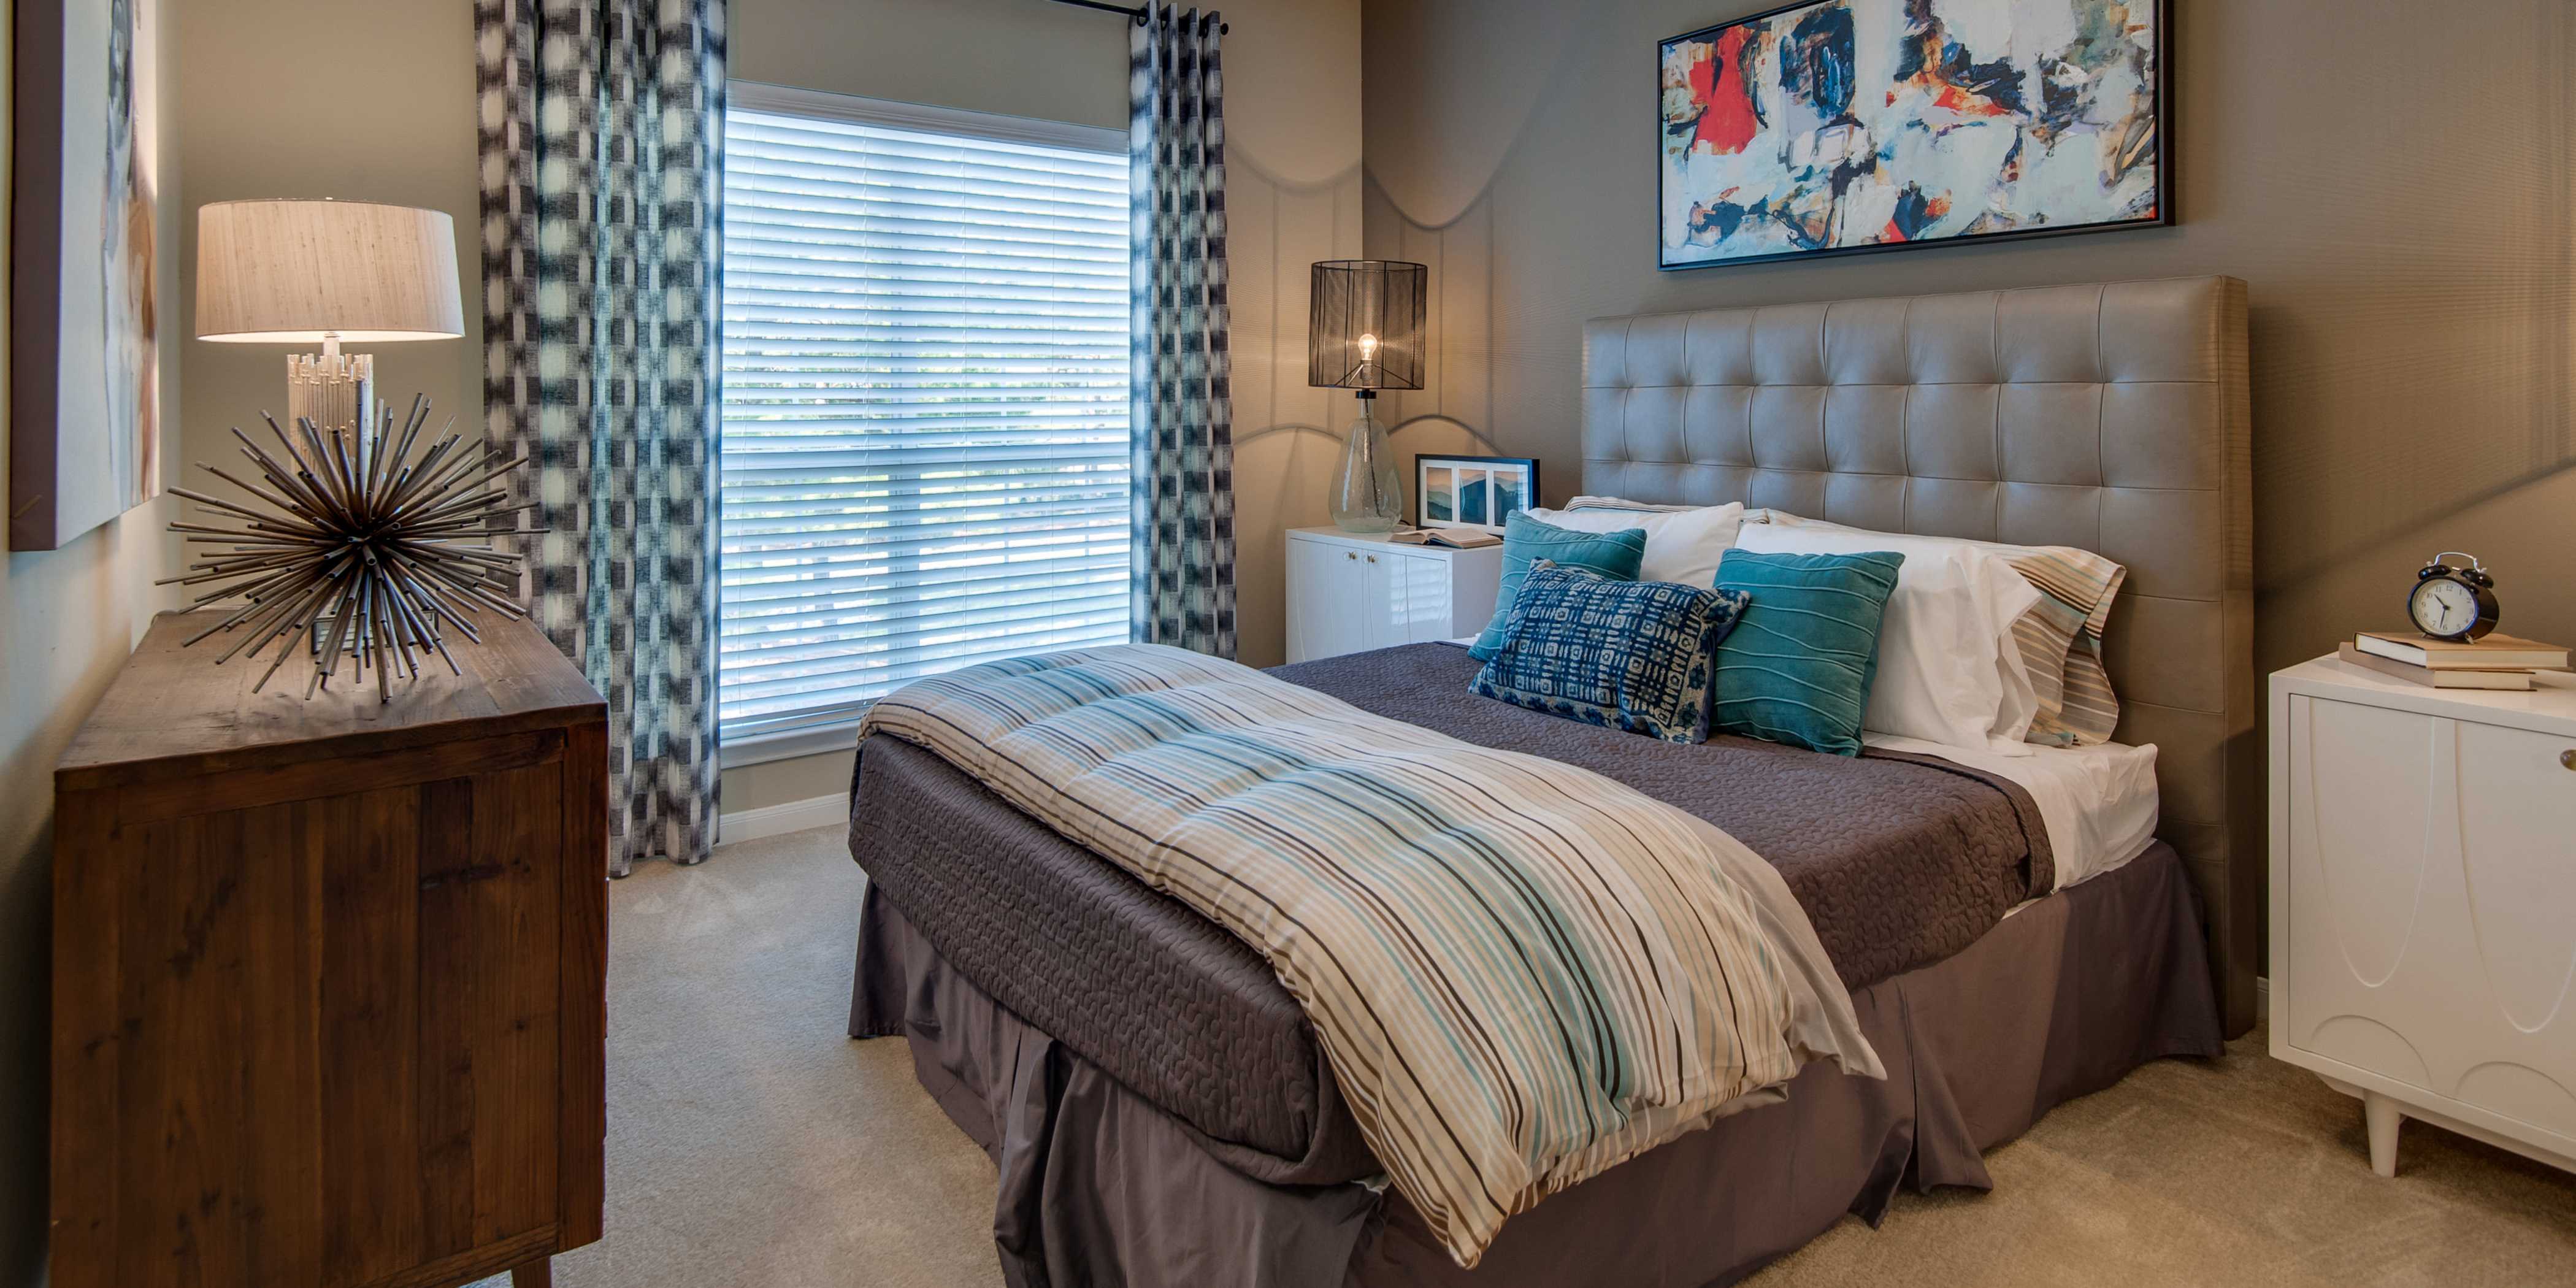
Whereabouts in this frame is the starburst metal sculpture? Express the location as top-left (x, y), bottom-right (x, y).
top-left (160, 395), bottom-right (542, 702)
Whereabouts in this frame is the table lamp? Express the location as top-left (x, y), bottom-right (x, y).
top-left (1309, 260), bottom-right (1427, 532)
top-left (194, 199), bottom-right (464, 444)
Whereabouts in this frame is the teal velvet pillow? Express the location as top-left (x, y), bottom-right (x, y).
top-left (1466, 512), bottom-right (1647, 660)
top-left (1709, 548), bottom-right (1904, 757)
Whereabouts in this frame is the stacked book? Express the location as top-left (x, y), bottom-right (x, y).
top-left (2339, 632), bottom-right (2571, 691)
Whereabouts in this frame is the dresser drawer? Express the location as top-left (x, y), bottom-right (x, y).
top-left (2280, 694), bottom-right (2576, 1144)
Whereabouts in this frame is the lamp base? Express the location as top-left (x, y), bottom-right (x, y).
top-left (1327, 393), bottom-right (1403, 532)
top-left (286, 350), bottom-right (375, 437)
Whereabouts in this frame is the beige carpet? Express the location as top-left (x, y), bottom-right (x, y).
top-left (483, 827), bottom-right (2576, 1288)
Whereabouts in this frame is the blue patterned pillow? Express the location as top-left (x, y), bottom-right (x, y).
top-left (1467, 512), bottom-right (1647, 661)
top-left (1709, 548), bottom-right (1903, 757)
top-left (1469, 561), bottom-right (1751, 744)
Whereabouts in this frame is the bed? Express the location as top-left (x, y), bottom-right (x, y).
top-left (845, 275), bottom-right (2258, 1287)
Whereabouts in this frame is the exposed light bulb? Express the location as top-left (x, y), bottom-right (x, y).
top-left (1357, 332), bottom-right (1379, 362)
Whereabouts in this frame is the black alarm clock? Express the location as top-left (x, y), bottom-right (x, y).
top-left (2407, 552), bottom-right (2499, 642)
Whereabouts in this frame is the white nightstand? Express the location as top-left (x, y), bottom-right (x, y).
top-left (2269, 654), bottom-right (2576, 1178)
top-left (1284, 527), bottom-right (1503, 663)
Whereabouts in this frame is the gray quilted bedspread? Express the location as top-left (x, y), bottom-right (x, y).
top-left (846, 642), bottom-right (2051, 1177)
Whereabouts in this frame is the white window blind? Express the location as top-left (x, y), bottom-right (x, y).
top-left (719, 92), bottom-right (1132, 742)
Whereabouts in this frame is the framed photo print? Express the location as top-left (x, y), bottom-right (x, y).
top-left (1658, 0), bottom-right (2168, 270)
top-left (1416, 454), bottom-right (1538, 535)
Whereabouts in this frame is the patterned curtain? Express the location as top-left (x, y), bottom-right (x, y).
top-left (1129, 6), bottom-right (1236, 658)
top-left (477, 0), bottom-right (727, 876)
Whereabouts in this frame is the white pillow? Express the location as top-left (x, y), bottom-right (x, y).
top-left (1558, 494), bottom-right (1703, 513)
top-left (1525, 500), bottom-right (1745, 588)
top-left (1766, 512), bottom-right (2126, 746)
top-left (1732, 521), bottom-right (2041, 755)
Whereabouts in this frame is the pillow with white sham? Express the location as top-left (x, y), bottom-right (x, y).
top-left (1733, 521), bottom-right (2041, 754)
top-left (1524, 500), bottom-right (1746, 589)
top-left (1564, 496), bottom-right (1778, 526)
top-left (1769, 513), bottom-right (2125, 746)
top-left (1559, 494), bottom-right (1701, 513)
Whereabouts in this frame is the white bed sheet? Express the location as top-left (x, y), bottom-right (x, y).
top-left (1865, 732), bottom-right (2161, 892)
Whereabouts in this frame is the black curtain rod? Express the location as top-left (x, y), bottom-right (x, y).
top-left (1045, 0), bottom-right (1226, 34)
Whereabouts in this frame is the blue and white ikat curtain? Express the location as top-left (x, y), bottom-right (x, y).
top-left (1130, 6), bottom-right (1236, 659)
top-left (477, 0), bottom-right (726, 875)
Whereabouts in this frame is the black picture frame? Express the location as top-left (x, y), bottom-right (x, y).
top-left (1655, 0), bottom-right (2172, 271)
top-left (1414, 454), bottom-right (1539, 534)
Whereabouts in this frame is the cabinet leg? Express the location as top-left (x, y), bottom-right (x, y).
top-left (2363, 1091), bottom-right (2403, 1178)
top-left (511, 1256), bottom-right (554, 1288)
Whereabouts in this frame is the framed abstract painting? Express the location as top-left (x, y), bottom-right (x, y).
top-left (10, 0), bottom-right (162, 550)
top-left (1658, 0), bottom-right (2166, 270)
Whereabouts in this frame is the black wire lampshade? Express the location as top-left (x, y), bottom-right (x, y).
top-left (1308, 260), bottom-right (1427, 391)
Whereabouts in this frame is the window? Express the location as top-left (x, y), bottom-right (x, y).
top-left (718, 88), bottom-right (1132, 745)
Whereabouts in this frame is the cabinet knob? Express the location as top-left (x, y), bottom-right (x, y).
top-left (1367, 554), bottom-right (1378, 564)
top-left (1346, 551), bottom-right (1357, 561)
top-left (2562, 749), bottom-right (2575, 771)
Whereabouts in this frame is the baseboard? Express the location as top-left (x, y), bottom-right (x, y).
top-left (717, 793), bottom-right (845, 846)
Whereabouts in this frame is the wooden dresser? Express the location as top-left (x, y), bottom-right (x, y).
top-left (52, 611), bottom-right (608, 1288)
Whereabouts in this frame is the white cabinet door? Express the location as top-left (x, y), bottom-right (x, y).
top-left (2449, 719), bottom-right (2576, 1138)
top-left (1289, 535), bottom-right (1478, 661)
top-left (2285, 695), bottom-right (2576, 1151)
top-left (1357, 550), bottom-right (1454, 650)
top-left (1359, 551), bottom-right (1407, 651)
top-left (1389, 551), bottom-right (1455, 643)
top-left (2285, 694), bottom-right (2437, 1045)
top-left (1287, 538), bottom-right (1367, 662)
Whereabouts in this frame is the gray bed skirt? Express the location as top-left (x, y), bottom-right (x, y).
top-left (849, 840), bottom-right (2221, 1288)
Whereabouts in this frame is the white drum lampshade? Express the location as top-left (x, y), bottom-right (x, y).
top-left (195, 199), bottom-right (464, 437)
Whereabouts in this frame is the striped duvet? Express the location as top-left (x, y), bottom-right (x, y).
top-left (859, 644), bottom-right (1879, 1266)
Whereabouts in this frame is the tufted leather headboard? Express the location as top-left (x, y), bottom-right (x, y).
top-left (1582, 275), bottom-right (2256, 1035)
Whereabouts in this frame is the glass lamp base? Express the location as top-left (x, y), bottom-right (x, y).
top-left (1327, 398), bottom-right (1403, 532)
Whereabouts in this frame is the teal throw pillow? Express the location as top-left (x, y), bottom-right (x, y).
top-left (1467, 512), bottom-right (1646, 660)
top-left (1709, 548), bottom-right (1904, 757)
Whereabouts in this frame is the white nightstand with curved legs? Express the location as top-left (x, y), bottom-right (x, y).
top-left (2269, 654), bottom-right (2576, 1178)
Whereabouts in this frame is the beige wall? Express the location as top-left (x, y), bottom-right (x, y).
top-left (737, 0), bottom-right (1129, 128)
top-left (173, 0), bottom-right (481, 500)
top-left (1, 0), bottom-right (185, 1277)
top-left (0, 518), bottom-right (176, 1286)
top-left (1361, 0), bottom-right (2576, 680)
top-left (171, 0), bottom-right (1363, 820)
